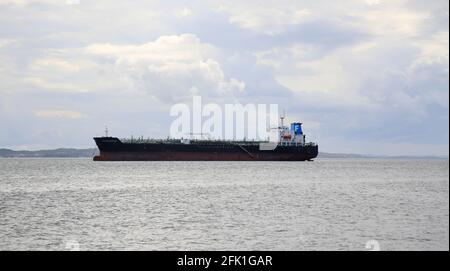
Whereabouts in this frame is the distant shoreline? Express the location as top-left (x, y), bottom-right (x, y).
top-left (0, 148), bottom-right (447, 160)
top-left (0, 148), bottom-right (99, 158)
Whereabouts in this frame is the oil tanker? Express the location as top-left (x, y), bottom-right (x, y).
top-left (93, 117), bottom-right (318, 161)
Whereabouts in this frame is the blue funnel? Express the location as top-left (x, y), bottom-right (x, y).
top-left (290, 123), bottom-right (303, 135)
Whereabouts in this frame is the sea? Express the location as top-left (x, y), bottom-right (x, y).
top-left (0, 158), bottom-right (448, 251)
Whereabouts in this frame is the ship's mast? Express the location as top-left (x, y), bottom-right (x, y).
top-left (278, 110), bottom-right (288, 144)
top-left (105, 126), bottom-right (109, 137)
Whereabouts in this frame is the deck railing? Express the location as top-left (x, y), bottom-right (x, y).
top-left (120, 137), bottom-right (317, 147)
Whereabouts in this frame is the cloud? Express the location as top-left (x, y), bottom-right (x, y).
top-left (218, 3), bottom-right (312, 35)
top-left (255, 42), bottom-right (373, 108)
top-left (34, 110), bottom-right (84, 119)
top-left (0, 0), bottom-right (448, 155)
top-left (83, 34), bottom-right (245, 102)
top-left (348, 7), bottom-right (432, 39)
top-left (0, 0), bottom-right (80, 8)
top-left (24, 53), bottom-right (127, 93)
top-left (0, 38), bottom-right (19, 48)
top-left (252, 4), bottom-right (448, 152)
top-left (18, 33), bottom-right (246, 101)
top-left (0, 0), bottom-right (55, 6)
top-left (175, 7), bottom-right (193, 18)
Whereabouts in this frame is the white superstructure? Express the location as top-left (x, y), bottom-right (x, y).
top-left (277, 114), bottom-right (306, 146)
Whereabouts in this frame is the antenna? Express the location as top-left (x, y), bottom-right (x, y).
top-left (280, 109), bottom-right (286, 129)
top-left (105, 126), bottom-right (109, 137)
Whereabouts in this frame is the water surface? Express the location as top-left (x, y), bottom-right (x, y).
top-left (0, 158), bottom-right (448, 250)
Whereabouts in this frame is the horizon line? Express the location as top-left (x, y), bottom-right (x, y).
top-left (0, 146), bottom-right (448, 159)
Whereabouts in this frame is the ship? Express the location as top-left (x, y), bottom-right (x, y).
top-left (93, 116), bottom-right (318, 161)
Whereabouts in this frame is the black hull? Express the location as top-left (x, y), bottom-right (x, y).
top-left (93, 137), bottom-right (318, 161)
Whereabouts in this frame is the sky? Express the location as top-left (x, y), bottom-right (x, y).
top-left (0, 0), bottom-right (448, 156)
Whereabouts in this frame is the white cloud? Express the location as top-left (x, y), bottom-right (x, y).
top-left (0, 0), bottom-right (66, 6)
top-left (255, 43), bottom-right (371, 108)
top-left (348, 8), bottom-right (431, 38)
top-left (34, 110), bottom-right (84, 119)
top-left (84, 34), bottom-right (245, 102)
top-left (85, 34), bottom-right (215, 64)
top-left (0, 38), bottom-right (19, 48)
top-left (256, 34), bottom-right (448, 111)
top-left (365, 0), bottom-right (380, 6)
top-left (31, 58), bottom-right (91, 72)
top-left (65, 0), bottom-right (79, 5)
top-left (216, 0), bottom-right (444, 40)
top-left (175, 7), bottom-right (193, 18)
top-left (413, 31), bottom-right (449, 68)
top-left (19, 34), bottom-right (245, 101)
top-left (25, 53), bottom-right (128, 93)
top-left (217, 1), bottom-right (312, 35)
